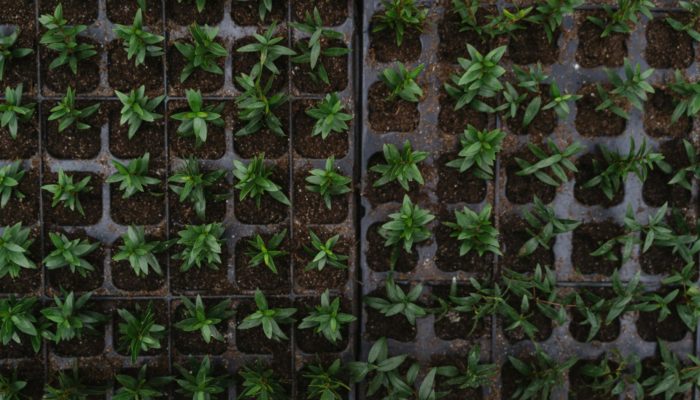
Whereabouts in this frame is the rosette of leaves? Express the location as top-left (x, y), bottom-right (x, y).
top-left (371, 140), bottom-right (427, 190)
top-left (233, 153), bottom-right (290, 207)
top-left (174, 295), bottom-right (233, 343)
top-left (305, 157), bottom-right (351, 210)
top-left (113, 8), bottom-right (164, 66)
top-left (112, 225), bottom-right (167, 277)
top-left (445, 45), bottom-right (507, 111)
top-left (171, 89), bottom-right (224, 147)
top-left (175, 357), bottom-right (229, 400)
top-left (380, 195), bottom-right (434, 262)
top-left (238, 289), bottom-right (297, 342)
top-left (0, 296), bottom-right (42, 353)
top-left (347, 337), bottom-right (411, 397)
top-left (379, 62), bottom-right (424, 102)
top-left (667, 70), bottom-right (700, 123)
top-left (0, 161), bottom-right (26, 209)
top-left (245, 229), bottom-right (287, 274)
top-left (595, 59), bottom-right (654, 120)
top-left (39, 5), bottom-right (97, 74)
top-left (518, 197), bottom-right (580, 257)
top-left (115, 85), bottom-right (164, 139)
top-left (168, 158), bottom-right (226, 221)
top-left (298, 289), bottom-right (356, 344)
top-left (234, 73), bottom-right (287, 137)
top-left (507, 350), bottom-right (577, 400)
top-left (48, 87), bottom-right (100, 132)
top-left (41, 291), bottom-right (105, 343)
top-left (0, 84), bottom-right (35, 139)
top-left (443, 204), bottom-right (501, 257)
top-left (238, 362), bottom-right (287, 400)
top-left (43, 232), bottom-right (99, 277)
top-left (0, 223), bottom-right (36, 279)
top-left (175, 24), bottom-right (227, 83)
top-left (117, 302), bottom-right (165, 362)
top-left (447, 125), bottom-right (505, 180)
top-left (303, 360), bottom-right (350, 400)
top-left (372, 0), bottom-right (428, 46)
top-left (237, 23), bottom-right (295, 80)
top-left (107, 152), bottom-right (161, 199)
top-left (364, 277), bottom-right (426, 325)
top-left (0, 29), bottom-right (33, 81)
top-left (172, 223), bottom-right (225, 272)
top-left (306, 92), bottom-right (352, 139)
top-left (445, 345), bottom-right (498, 391)
top-left (113, 365), bottom-right (173, 400)
top-left (303, 230), bottom-right (348, 271)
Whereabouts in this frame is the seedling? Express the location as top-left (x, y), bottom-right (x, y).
top-left (580, 351), bottom-right (643, 398)
top-left (639, 290), bottom-right (679, 324)
top-left (237, 23), bottom-right (295, 80)
top-left (172, 223), bottom-right (225, 272)
top-left (233, 153), bottom-right (291, 207)
top-left (518, 197), bottom-right (580, 257)
top-left (347, 337), bottom-right (410, 396)
top-left (113, 365), bottom-right (173, 400)
top-left (113, 8), bottom-right (164, 66)
top-left (291, 8), bottom-right (350, 85)
top-left (115, 85), bottom-right (165, 139)
top-left (175, 357), bottom-right (229, 400)
top-left (44, 232), bottom-right (99, 277)
top-left (171, 89), bottom-right (224, 147)
top-left (238, 289), bottom-right (297, 342)
top-left (365, 277), bottom-right (426, 325)
top-left (0, 223), bottom-right (36, 279)
top-left (175, 295), bottom-right (233, 343)
top-left (451, 0), bottom-right (483, 35)
top-left (117, 302), bottom-right (165, 362)
top-left (371, 140), bottom-right (427, 190)
top-left (299, 290), bottom-right (356, 344)
top-left (238, 362), bottom-right (287, 400)
top-left (245, 229), bottom-right (288, 275)
top-left (0, 161), bottom-right (26, 209)
top-left (587, 0), bottom-right (654, 37)
top-left (445, 45), bottom-right (507, 112)
top-left (107, 153), bottom-right (161, 199)
top-left (303, 360), bottom-right (350, 400)
top-left (508, 350), bottom-right (577, 400)
top-left (583, 138), bottom-right (670, 200)
top-left (445, 345), bottom-right (498, 391)
top-left (668, 71), bottom-right (700, 123)
top-left (372, 0), bottom-right (428, 46)
top-left (379, 62), bottom-right (424, 102)
top-left (112, 226), bottom-right (166, 277)
top-left (178, 0), bottom-right (207, 13)
top-left (666, 2), bottom-right (700, 42)
top-left (305, 157), bottom-right (351, 210)
top-left (234, 73), bottom-right (287, 137)
top-left (595, 59), bottom-right (654, 120)
top-left (380, 195), bottom-right (435, 256)
top-left (257, 0), bottom-right (274, 21)
top-left (445, 277), bottom-right (507, 334)
top-left (447, 125), bottom-right (505, 180)
top-left (0, 84), bottom-right (35, 139)
top-left (516, 140), bottom-right (583, 186)
top-left (169, 158), bottom-right (226, 220)
top-left (642, 341), bottom-right (700, 400)
top-left (391, 363), bottom-right (457, 400)
top-left (304, 230), bottom-right (349, 271)
top-left (668, 141), bottom-right (700, 191)
top-left (0, 370), bottom-right (27, 400)
top-left (0, 29), bottom-right (33, 81)
top-left (0, 296), bottom-right (41, 353)
top-left (39, 5), bottom-right (97, 74)
top-left (48, 87), bottom-right (100, 132)
top-left (306, 92), bottom-right (352, 139)
top-left (41, 291), bottom-right (105, 343)
top-left (452, 1), bottom-right (531, 40)
top-left (542, 82), bottom-right (582, 119)
top-left (663, 264), bottom-right (700, 332)
top-left (444, 204), bottom-right (501, 257)
top-left (175, 24), bottom-right (227, 83)
top-left (43, 367), bottom-right (104, 400)
top-left (527, 0), bottom-right (583, 43)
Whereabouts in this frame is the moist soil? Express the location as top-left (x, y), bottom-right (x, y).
top-left (235, 299), bottom-right (293, 355)
top-left (234, 233), bottom-right (291, 293)
top-left (46, 230), bottom-right (105, 293)
top-left (173, 302), bottom-right (229, 355)
top-left (508, 22), bottom-right (559, 65)
top-left (292, 101), bottom-right (349, 159)
top-left (574, 152), bottom-right (625, 207)
top-left (233, 108), bottom-right (290, 159)
top-left (364, 286), bottom-right (417, 342)
top-left (292, 0), bottom-right (348, 26)
top-left (640, 244), bottom-right (686, 276)
top-left (369, 19), bottom-right (421, 63)
top-left (438, 6), bottom-right (496, 61)
top-left (295, 297), bottom-right (350, 353)
top-left (111, 239), bottom-right (167, 293)
top-left (367, 83), bottom-right (419, 133)
top-left (502, 292), bottom-right (553, 343)
top-left (110, 164), bottom-right (166, 225)
top-left (1, 363), bottom-right (43, 399)
top-left (168, 101), bottom-right (227, 160)
top-left (108, 42), bottom-right (164, 94)
top-left (644, 16), bottom-right (694, 69)
top-left (232, 36), bottom-right (288, 93)
top-left (436, 154), bottom-right (487, 204)
top-left (0, 169), bottom-right (39, 226)
top-left (569, 288), bottom-right (621, 343)
top-left (0, 33), bottom-right (36, 94)
top-left (234, 168), bottom-right (289, 224)
top-left (500, 215), bottom-right (554, 274)
top-left (430, 284), bottom-right (488, 341)
top-left (169, 173), bottom-right (229, 225)
top-left (0, 0), bottom-right (35, 25)
top-left (643, 88), bottom-right (692, 139)
top-left (167, 42), bottom-right (226, 94)
top-left (292, 39), bottom-right (349, 94)
top-left (568, 359), bottom-right (618, 400)
top-left (575, 11), bottom-right (628, 68)
top-left (45, 101), bottom-right (107, 160)
top-left (636, 289), bottom-right (689, 342)
top-left (575, 84), bottom-right (627, 137)
top-left (231, 0), bottom-right (288, 26)
top-left (109, 105), bottom-right (166, 159)
top-left (366, 223), bottom-right (418, 273)
top-left (571, 221), bottom-right (623, 276)
top-left (42, 171), bottom-right (103, 226)
top-left (293, 169), bottom-right (349, 225)
top-left (0, 115), bottom-right (39, 160)
top-left (166, 0), bottom-right (226, 26)
top-left (438, 91), bottom-right (490, 134)
top-left (642, 138), bottom-right (692, 208)
top-left (106, 0), bottom-right (164, 25)
top-left (434, 222), bottom-right (493, 275)
top-left (503, 85), bottom-right (557, 136)
top-left (365, 152), bottom-right (425, 206)
top-left (40, 40), bottom-right (101, 94)
top-left (170, 247), bottom-right (233, 293)
top-left (40, 0), bottom-right (97, 24)
top-left (504, 150), bottom-right (557, 205)
top-left (292, 227), bottom-right (349, 290)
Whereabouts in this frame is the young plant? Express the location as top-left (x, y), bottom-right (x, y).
top-left (0, 223), bottom-right (36, 279)
top-left (452, 1), bottom-right (531, 39)
top-left (171, 89), bottom-right (224, 147)
top-left (113, 226), bottom-right (166, 277)
top-left (371, 140), bottom-right (427, 190)
top-left (588, 0), bottom-right (653, 37)
top-left (580, 351), bottom-right (643, 398)
top-left (516, 140), bottom-right (583, 186)
top-left (237, 23), bottom-right (295, 79)
top-left (663, 264), bottom-right (700, 332)
top-left (0, 161), bottom-right (25, 209)
top-left (0, 370), bottom-right (27, 400)
top-left (445, 345), bottom-right (498, 391)
top-left (168, 158), bottom-right (226, 220)
top-left (291, 8), bottom-right (350, 85)
top-left (668, 140), bottom-right (700, 191)
top-left (364, 277), bottom-right (426, 325)
top-left (107, 153), bottom-right (161, 199)
top-left (306, 92), bottom-right (352, 139)
top-left (257, 0), bottom-right (274, 21)
top-left (542, 82), bottom-right (582, 119)
top-left (666, 1), bottom-right (700, 42)
top-left (48, 87), bottom-right (100, 132)
top-left (443, 204), bottom-right (501, 257)
top-left (233, 153), bottom-right (291, 207)
top-left (238, 362), bottom-right (287, 400)
top-left (113, 365), bottom-right (173, 400)
top-left (518, 197), bottom-right (580, 257)
top-left (39, 4), bottom-right (97, 74)
top-left (172, 223), bottom-right (225, 272)
top-left (41, 291), bottom-right (105, 343)
top-left (113, 8), bottom-right (164, 66)
top-left (299, 290), bottom-right (356, 344)
top-left (347, 337), bottom-right (411, 397)
top-left (527, 0), bottom-right (583, 43)
top-left (175, 295), bottom-right (233, 343)
top-left (234, 73), bottom-right (287, 137)
top-left (177, 0), bottom-right (207, 13)
top-left (595, 59), bottom-right (654, 120)
top-left (445, 45), bottom-right (507, 112)
top-left (43, 367), bottom-right (104, 400)
top-left (0, 29), bottom-right (33, 81)
top-left (175, 357), bottom-right (229, 400)
top-left (238, 289), bottom-right (297, 342)
top-left (447, 126), bottom-right (506, 180)
top-left (379, 62), bottom-right (424, 102)
top-left (44, 232), bottom-right (99, 277)
top-left (305, 157), bottom-right (351, 210)
top-left (668, 70), bottom-right (700, 123)
top-left (304, 230), bottom-right (348, 271)
top-left (508, 350), bottom-right (577, 400)
top-left (642, 341), bottom-right (700, 400)
top-left (175, 24), bottom-right (227, 83)
top-left (372, 0), bottom-right (428, 46)
top-left (380, 195), bottom-right (435, 257)
top-left (117, 302), bottom-right (165, 362)
top-left (40, 171), bottom-right (90, 211)
top-left (245, 229), bottom-right (287, 275)
top-left (0, 84), bottom-right (35, 140)
top-left (115, 85), bottom-right (165, 139)
top-left (0, 296), bottom-right (41, 353)
top-left (303, 360), bottom-right (350, 400)
top-left (583, 138), bottom-right (670, 200)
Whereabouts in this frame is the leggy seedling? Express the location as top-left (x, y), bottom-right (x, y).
top-left (372, 0), bottom-right (428, 46)
top-left (364, 276), bottom-right (426, 325)
top-left (107, 152), bottom-right (161, 199)
top-left (515, 140), bottom-right (583, 186)
top-left (298, 289), bottom-right (356, 344)
top-left (44, 232), bottom-right (99, 277)
top-left (304, 230), bottom-right (349, 271)
top-left (39, 5), bottom-right (97, 74)
top-left (171, 89), bottom-right (224, 147)
top-left (445, 45), bottom-right (507, 112)
top-left (172, 223), bottom-right (225, 272)
top-left (371, 140), bottom-right (427, 190)
top-left (168, 158), bottom-right (226, 220)
top-left (175, 295), bottom-right (233, 343)
top-left (113, 8), bottom-right (164, 66)
top-left (447, 126), bottom-right (506, 180)
top-left (41, 291), bottom-right (105, 344)
top-left (595, 59), bottom-right (654, 120)
top-left (117, 302), bottom-right (165, 362)
top-left (112, 225), bottom-right (166, 277)
top-left (380, 62), bottom-right (424, 102)
top-left (0, 161), bottom-right (26, 208)
top-left (48, 87), bottom-right (100, 132)
top-left (238, 289), bottom-right (297, 342)
top-left (175, 24), bottom-right (228, 83)
top-left (0, 84), bottom-right (35, 139)
top-left (0, 296), bottom-right (42, 353)
top-left (443, 204), bottom-right (501, 257)
top-left (587, 0), bottom-right (654, 38)
top-left (233, 153), bottom-right (291, 208)
top-left (0, 29), bottom-right (33, 81)
top-left (306, 93), bottom-right (352, 139)
top-left (245, 229), bottom-right (288, 274)
top-left (0, 223), bottom-right (36, 279)
top-left (518, 197), bottom-right (580, 257)
top-left (305, 157), bottom-right (351, 210)
top-left (115, 85), bottom-right (165, 139)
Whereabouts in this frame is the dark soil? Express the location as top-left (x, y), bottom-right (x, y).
top-left (293, 227), bottom-right (349, 290)
top-left (0, 113), bottom-right (39, 159)
top-left (640, 244), bottom-right (686, 276)
top-left (432, 355), bottom-right (486, 400)
top-left (366, 223), bottom-right (418, 273)
top-left (170, 247), bottom-right (233, 293)
top-left (113, 301), bottom-right (168, 358)
top-left (571, 221), bottom-right (623, 276)
top-left (45, 100), bottom-right (106, 160)
top-left (40, 0), bottom-right (98, 25)
top-left (369, 20), bottom-right (422, 63)
top-left (292, 0), bottom-right (347, 26)
top-left (504, 85), bottom-right (557, 136)
top-left (235, 299), bottom-right (293, 355)
top-left (636, 289), bottom-right (689, 342)
top-left (437, 154), bottom-right (487, 204)
top-left (232, 35), bottom-right (288, 93)
top-left (642, 138), bottom-right (691, 208)
top-left (367, 83), bottom-right (419, 133)
top-left (42, 171), bottom-right (103, 226)
top-left (234, 167), bottom-right (289, 224)
top-left (438, 6), bottom-right (495, 61)
top-left (234, 233), bottom-right (291, 293)
top-left (52, 332), bottom-right (105, 357)
top-left (233, 108), bottom-right (290, 159)
top-left (435, 222), bottom-right (493, 275)
top-left (364, 286), bottom-right (417, 342)
top-left (569, 359), bottom-right (618, 400)
top-left (169, 170), bottom-right (229, 225)
top-left (569, 288), bottom-right (621, 343)
top-left (503, 293), bottom-right (553, 343)
top-left (0, 338), bottom-right (36, 359)
top-left (110, 168), bottom-right (166, 225)
top-left (509, 22), bottom-right (559, 65)
top-left (111, 237), bottom-right (167, 292)
top-left (46, 230), bottom-right (105, 293)
top-left (107, 0), bottom-right (164, 25)
top-left (166, 0), bottom-right (226, 25)
top-left (645, 16), bottom-right (694, 69)
top-left (365, 152), bottom-right (425, 206)
top-left (430, 284), bottom-right (487, 341)
top-left (0, 0), bottom-right (35, 25)
top-left (643, 88), bottom-right (692, 138)
top-left (0, 169), bottom-right (39, 226)
top-left (109, 105), bottom-right (166, 159)
top-left (295, 297), bottom-right (350, 353)
top-left (504, 150), bottom-right (557, 205)
top-left (575, 11), bottom-right (628, 68)
top-left (40, 40), bottom-right (101, 94)
top-left (108, 42), bottom-right (164, 94)
top-left (500, 215), bottom-right (555, 274)
top-left (574, 152), bottom-right (625, 207)
top-left (438, 91), bottom-right (490, 133)
top-left (0, 362), bottom-right (44, 399)
top-left (641, 357), bottom-right (688, 400)
top-left (168, 100), bottom-right (227, 159)
top-left (292, 101), bottom-right (349, 159)
top-left (296, 358), bottom-right (350, 400)
top-left (231, 0), bottom-right (287, 26)
top-left (293, 168), bottom-right (349, 225)
top-left (173, 302), bottom-right (229, 355)
top-left (292, 38), bottom-right (349, 94)
top-left (0, 33), bottom-right (36, 94)
top-left (0, 228), bottom-right (40, 294)
top-left (167, 42), bottom-right (225, 94)
top-left (575, 84), bottom-right (627, 137)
